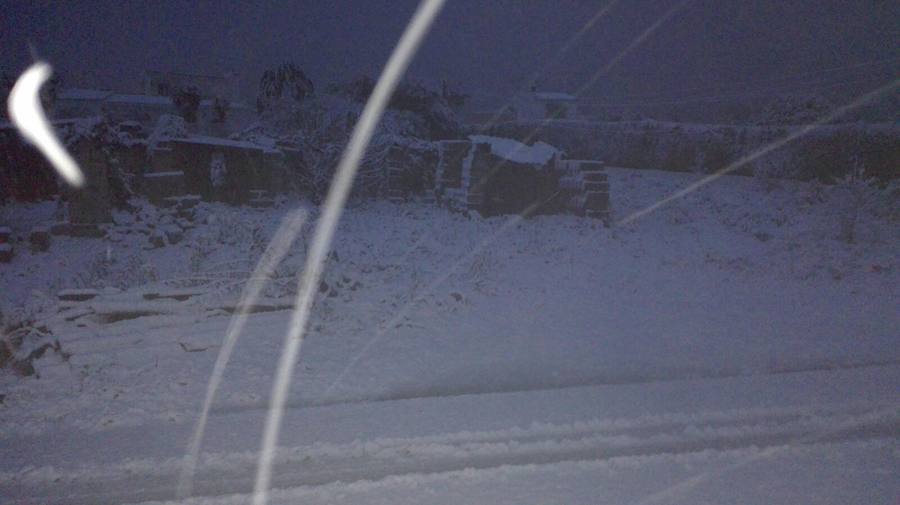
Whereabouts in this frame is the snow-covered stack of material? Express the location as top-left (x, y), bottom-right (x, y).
top-left (469, 135), bottom-right (560, 167)
top-left (436, 136), bottom-right (570, 217)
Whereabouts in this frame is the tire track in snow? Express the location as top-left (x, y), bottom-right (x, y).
top-left (209, 359), bottom-right (900, 414)
top-left (4, 402), bottom-right (897, 505)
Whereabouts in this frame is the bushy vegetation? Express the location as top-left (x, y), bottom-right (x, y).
top-left (491, 121), bottom-right (900, 183)
top-left (172, 86), bottom-right (201, 124)
top-left (242, 67), bottom-right (457, 202)
top-left (256, 62), bottom-right (315, 124)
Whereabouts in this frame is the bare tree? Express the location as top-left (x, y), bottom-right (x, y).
top-left (256, 63), bottom-right (314, 124)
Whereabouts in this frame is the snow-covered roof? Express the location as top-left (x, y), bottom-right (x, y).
top-left (106, 94), bottom-right (173, 106)
top-left (469, 135), bottom-right (560, 165)
top-left (58, 88), bottom-right (250, 109)
top-left (172, 134), bottom-right (276, 152)
top-left (144, 171), bottom-right (184, 178)
top-left (533, 92), bottom-right (577, 102)
top-left (58, 88), bottom-right (113, 101)
top-left (58, 88), bottom-right (171, 106)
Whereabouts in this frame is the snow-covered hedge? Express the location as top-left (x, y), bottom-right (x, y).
top-left (490, 121), bottom-right (900, 183)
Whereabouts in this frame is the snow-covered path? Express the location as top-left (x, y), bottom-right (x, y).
top-left (3, 364), bottom-right (898, 504)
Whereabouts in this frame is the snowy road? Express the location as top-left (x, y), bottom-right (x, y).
top-left (3, 364), bottom-right (898, 504)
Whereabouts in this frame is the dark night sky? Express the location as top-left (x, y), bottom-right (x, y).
top-left (2, 0), bottom-right (898, 107)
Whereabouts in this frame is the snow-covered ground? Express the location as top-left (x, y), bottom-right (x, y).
top-left (1, 166), bottom-right (897, 504)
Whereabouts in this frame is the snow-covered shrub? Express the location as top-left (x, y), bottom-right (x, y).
top-left (188, 233), bottom-right (216, 273)
top-left (71, 252), bottom-right (160, 290)
top-left (388, 81), bottom-right (462, 140)
top-left (754, 93), bottom-right (834, 126)
top-left (752, 146), bottom-right (793, 193)
top-left (172, 86), bottom-right (201, 123)
top-left (326, 78), bottom-right (463, 139)
top-left (465, 249), bottom-right (499, 294)
top-left (293, 95), bottom-right (395, 199)
top-left (238, 93), bottom-right (431, 201)
top-left (830, 164), bottom-right (884, 244)
top-left (0, 301), bottom-right (64, 378)
top-left (238, 75), bottom-right (456, 201)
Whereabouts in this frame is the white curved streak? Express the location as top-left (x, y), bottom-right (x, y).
top-left (252, 1), bottom-right (446, 504)
top-left (176, 208), bottom-right (307, 499)
top-left (7, 62), bottom-right (84, 188)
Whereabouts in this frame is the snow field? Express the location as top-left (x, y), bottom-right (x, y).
top-left (0, 165), bottom-right (897, 503)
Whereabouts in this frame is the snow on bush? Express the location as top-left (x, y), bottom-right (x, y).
top-left (0, 296), bottom-right (67, 378)
top-left (237, 91), bottom-right (439, 201)
top-left (469, 135), bottom-right (560, 166)
top-left (829, 164), bottom-right (898, 244)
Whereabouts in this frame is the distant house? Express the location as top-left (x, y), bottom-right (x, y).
top-left (55, 89), bottom-right (176, 124)
top-left (142, 70), bottom-right (241, 103)
top-left (513, 91), bottom-right (580, 121)
top-left (54, 70), bottom-right (250, 131)
top-left (55, 87), bottom-right (254, 132)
